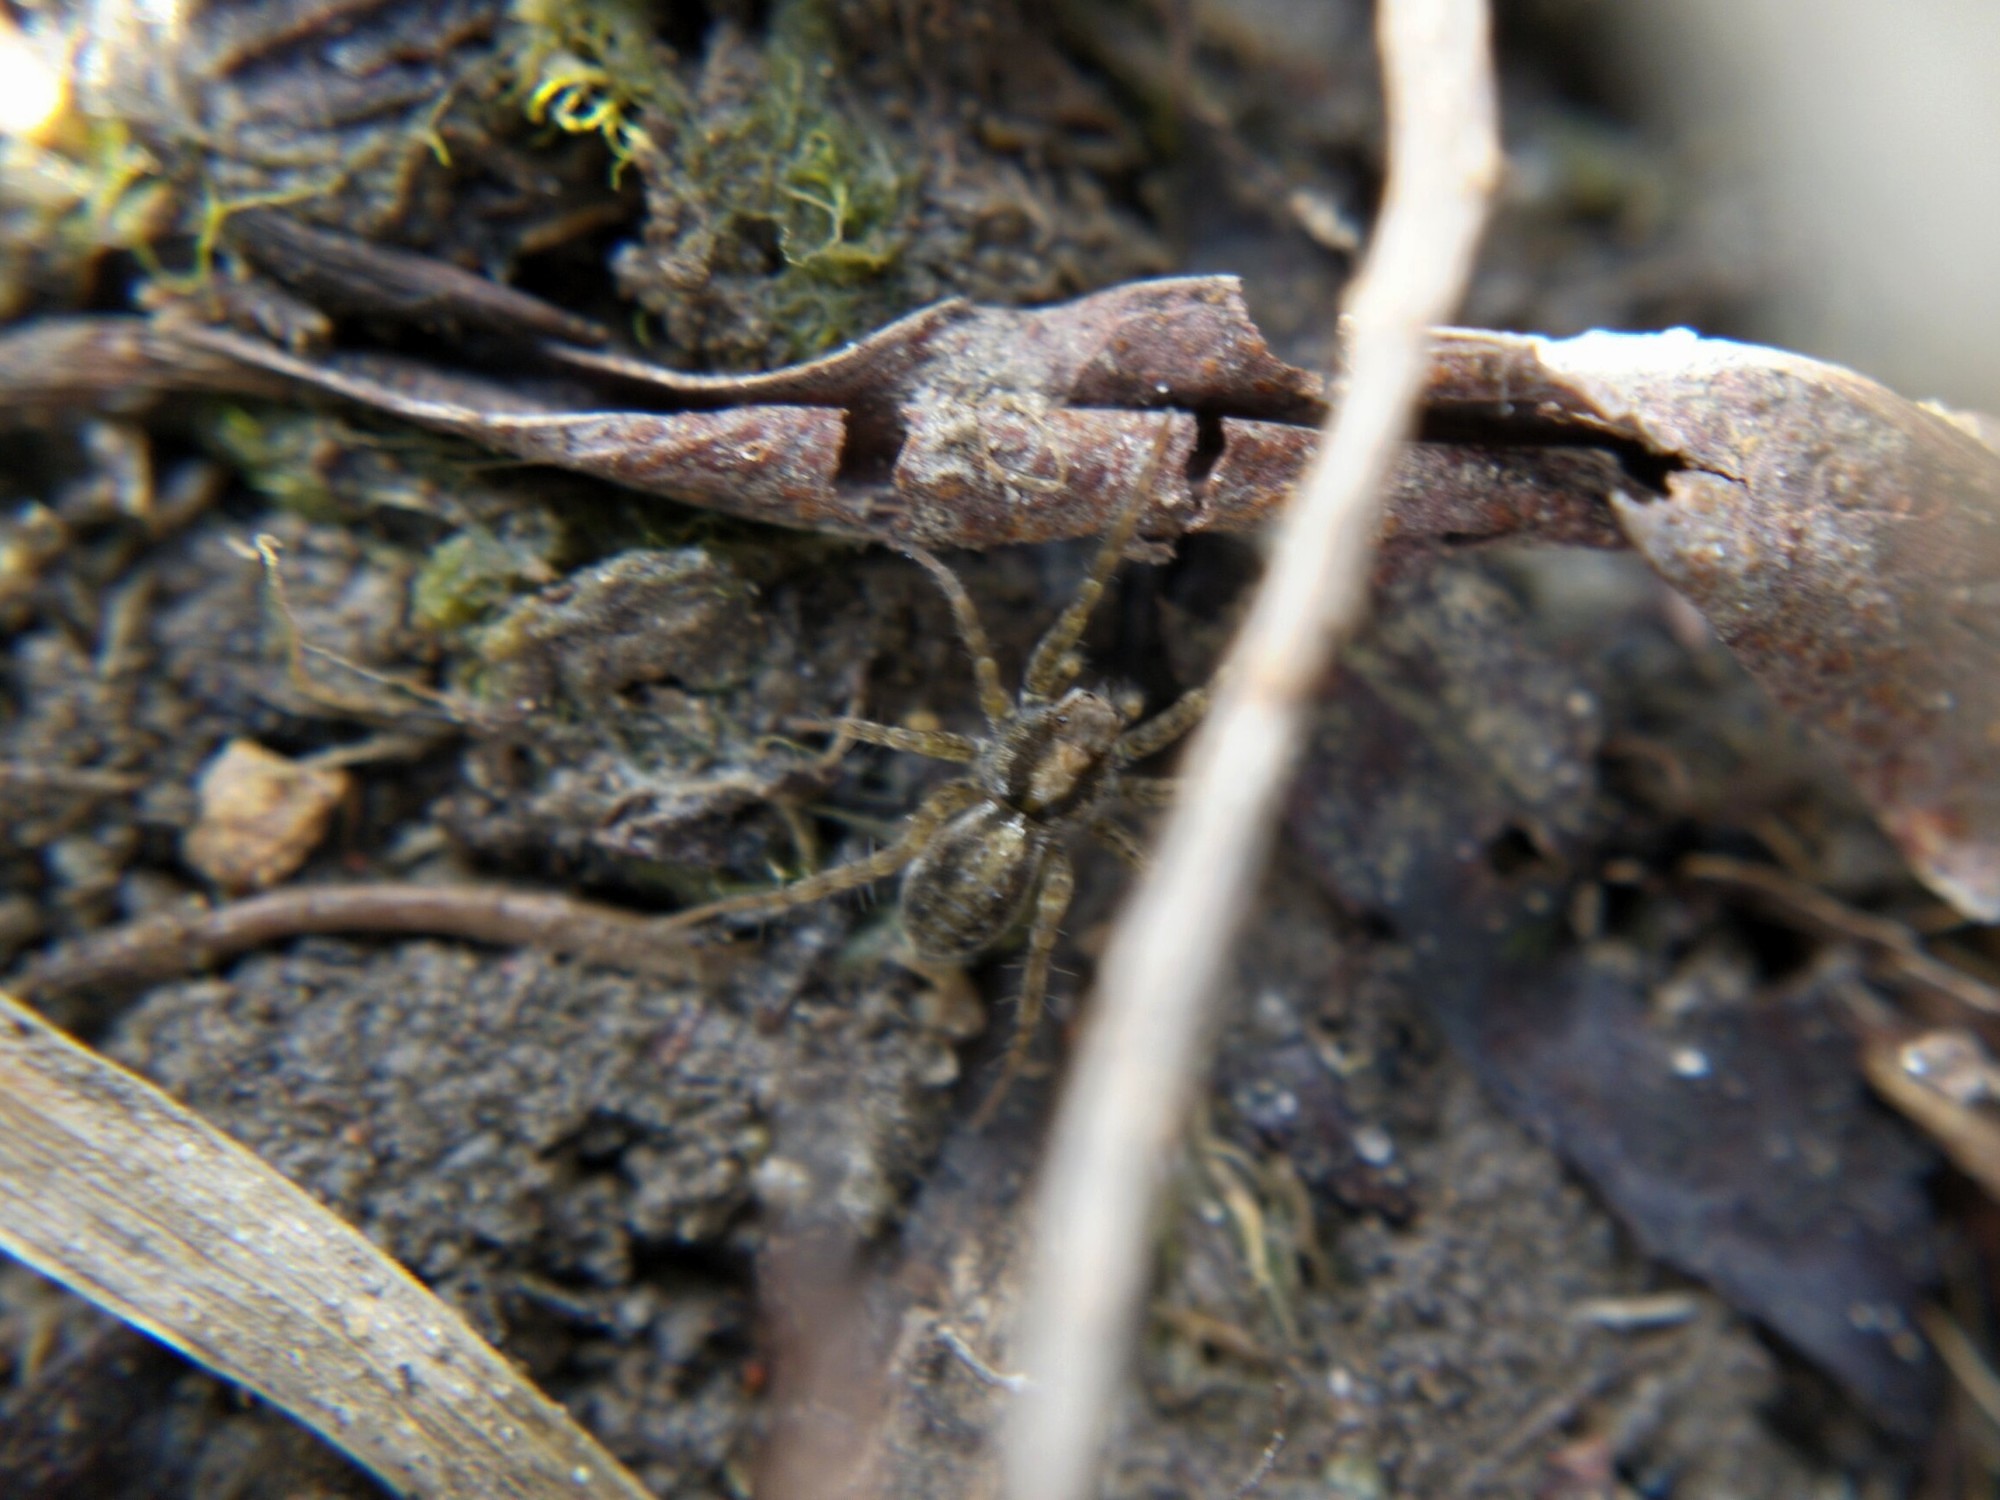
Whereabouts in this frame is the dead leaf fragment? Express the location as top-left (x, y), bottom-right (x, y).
top-left (1430, 326), bottom-right (2000, 922)
top-left (183, 738), bottom-right (350, 893)
top-left (1288, 562), bottom-right (1940, 1433)
top-left (0, 282), bottom-right (1632, 559)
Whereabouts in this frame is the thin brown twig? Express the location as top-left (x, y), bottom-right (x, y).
top-left (1682, 852), bottom-right (2000, 1017)
top-left (1919, 1304), bottom-right (2000, 1436)
top-left (0, 762), bottom-right (146, 794)
top-left (1001, 3), bottom-right (1501, 1496)
top-left (13, 881), bottom-right (729, 1002)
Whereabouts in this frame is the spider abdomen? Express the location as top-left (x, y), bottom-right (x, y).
top-left (900, 803), bottom-right (1053, 965)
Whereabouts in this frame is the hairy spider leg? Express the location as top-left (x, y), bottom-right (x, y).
top-left (1089, 818), bottom-right (1147, 870)
top-left (657, 780), bottom-right (986, 933)
top-left (1116, 775), bottom-right (1182, 809)
top-left (903, 546), bottom-right (1012, 727)
top-left (969, 846), bottom-right (1076, 1128)
top-left (1022, 417), bottom-right (1180, 701)
top-left (825, 718), bottom-right (980, 762)
top-left (1114, 683), bottom-right (1211, 763)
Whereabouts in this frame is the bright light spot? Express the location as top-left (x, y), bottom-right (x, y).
top-left (1670, 1045), bottom-right (1711, 1079)
top-left (0, 17), bottom-right (68, 141)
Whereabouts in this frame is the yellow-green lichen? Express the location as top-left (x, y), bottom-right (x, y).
top-left (509, 0), bottom-right (684, 167)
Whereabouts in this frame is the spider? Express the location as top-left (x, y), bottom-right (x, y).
top-left (658, 421), bottom-right (1208, 1121)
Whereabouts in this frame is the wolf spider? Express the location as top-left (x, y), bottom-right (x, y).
top-left (659, 423), bottom-right (1207, 1120)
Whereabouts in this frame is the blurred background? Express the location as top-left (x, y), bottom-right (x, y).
top-left (1612, 0), bottom-right (2000, 412)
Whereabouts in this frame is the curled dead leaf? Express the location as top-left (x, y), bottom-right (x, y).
top-left (1430, 326), bottom-right (2000, 921)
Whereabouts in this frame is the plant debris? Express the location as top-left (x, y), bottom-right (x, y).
top-left (11, 881), bottom-right (731, 1008)
top-left (0, 986), bottom-right (654, 1500)
top-left (182, 737), bottom-right (352, 893)
top-left (1428, 326), bottom-right (2000, 923)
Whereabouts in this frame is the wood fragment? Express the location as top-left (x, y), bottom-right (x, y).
top-left (229, 209), bottom-right (611, 347)
top-left (183, 737), bottom-right (353, 894)
top-left (0, 989), bottom-right (654, 1500)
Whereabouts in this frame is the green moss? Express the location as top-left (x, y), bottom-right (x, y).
top-left (206, 406), bottom-right (347, 523)
top-left (412, 528), bottom-right (549, 633)
top-left (714, 6), bottom-right (904, 281)
top-left (648, 2), bottom-right (908, 362)
top-left (509, 0), bottom-right (912, 365)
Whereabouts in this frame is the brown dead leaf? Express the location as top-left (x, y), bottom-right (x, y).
top-left (0, 280), bottom-right (1625, 559)
top-left (7, 284), bottom-right (1997, 924)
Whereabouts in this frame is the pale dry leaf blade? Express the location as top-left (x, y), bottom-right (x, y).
top-left (0, 989), bottom-right (652, 1500)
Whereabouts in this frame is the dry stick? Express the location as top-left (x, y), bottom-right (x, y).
top-left (15, 882), bottom-right (723, 1002)
top-left (1918, 1304), bottom-right (2000, 1436)
top-left (999, 3), bottom-right (1501, 1497)
top-left (0, 989), bottom-right (653, 1500)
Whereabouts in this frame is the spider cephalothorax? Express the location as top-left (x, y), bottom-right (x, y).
top-left (661, 422), bottom-right (1205, 1118)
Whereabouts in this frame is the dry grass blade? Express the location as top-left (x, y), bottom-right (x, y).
top-left (0, 989), bottom-right (652, 1500)
top-left (1001, 2), bottom-right (1502, 1497)
top-left (1918, 1305), bottom-right (2000, 1436)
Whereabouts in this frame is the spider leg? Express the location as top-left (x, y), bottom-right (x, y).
top-left (1023, 418), bottom-right (1179, 700)
top-left (969, 846), bottom-right (1075, 1128)
top-left (904, 546), bottom-right (1013, 727)
top-left (656, 780), bottom-right (984, 934)
top-left (1089, 817), bottom-right (1147, 870)
top-left (1117, 775), bottom-right (1182, 809)
top-left (1114, 683), bottom-right (1211, 763)
top-left (820, 716), bottom-right (980, 763)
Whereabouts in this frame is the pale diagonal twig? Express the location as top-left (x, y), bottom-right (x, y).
top-left (1001, 2), bottom-right (1503, 1495)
